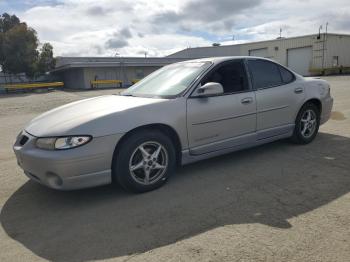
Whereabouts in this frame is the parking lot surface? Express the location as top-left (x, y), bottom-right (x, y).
top-left (1, 77), bottom-right (350, 262)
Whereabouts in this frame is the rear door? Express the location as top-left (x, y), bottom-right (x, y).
top-left (247, 59), bottom-right (305, 139)
top-left (186, 60), bottom-right (257, 155)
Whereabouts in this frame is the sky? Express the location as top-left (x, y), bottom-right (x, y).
top-left (1, 0), bottom-right (350, 57)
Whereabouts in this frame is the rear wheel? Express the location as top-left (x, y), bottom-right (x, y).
top-left (291, 103), bottom-right (320, 144)
top-left (113, 130), bottom-right (176, 193)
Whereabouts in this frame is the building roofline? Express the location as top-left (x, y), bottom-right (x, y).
top-left (52, 56), bottom-right (284, 72)
top-left (52, 58), bottom-right (187, 72)
top-left (167, 32), bottom-right (350, 57)
top-left (55, 56), bottom-right (184, 60)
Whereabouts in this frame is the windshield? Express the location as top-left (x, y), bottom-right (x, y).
top-left (122, 61), bottom-right (211, 97)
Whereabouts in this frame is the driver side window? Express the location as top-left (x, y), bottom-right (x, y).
top-left (201, 60), bottom-right (249, 94)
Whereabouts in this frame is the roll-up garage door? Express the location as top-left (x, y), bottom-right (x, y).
top-left (249, 48), bottom-right (268, 58)
top-left (287, 46), bottom-right (312, 76)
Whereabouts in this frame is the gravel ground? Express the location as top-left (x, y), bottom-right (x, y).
top-left (0, 77), bottom-right (349, 262)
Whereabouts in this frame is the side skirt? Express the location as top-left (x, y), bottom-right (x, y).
top-left (181, 126), bottom-right (294, 165)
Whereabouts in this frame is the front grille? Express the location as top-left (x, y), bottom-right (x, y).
top-left (19, 135), bottom-right (29, 146)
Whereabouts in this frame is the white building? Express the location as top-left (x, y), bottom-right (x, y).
top-left (53, 57), bottom-right (186, 89)
top-left (168, 33), bottom-right (350, 76)
top-left (52, 33), bottom-right (350, 89)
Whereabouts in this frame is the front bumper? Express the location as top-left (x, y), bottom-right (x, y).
top-left (320, 96), bottom-right (334, 125)
top-left (13, 131), bottom-right (124, 190)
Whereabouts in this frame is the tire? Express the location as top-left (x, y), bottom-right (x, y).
top-left (291, 102), bottom-right (320, 144)
top-left (113, 129), bottom-right (176, 193)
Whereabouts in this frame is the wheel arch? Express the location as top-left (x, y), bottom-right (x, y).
top-left (305, 98), bottom-right (322, 114)
top-left (112, 124), bottom-right (183, 172)
top-left (297, 98), bottom-right (322, 120)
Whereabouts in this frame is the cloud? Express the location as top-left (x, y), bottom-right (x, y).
top-left (8, 0), bottom-right (350, 57)
top-left (119, 28), bottom-right (132, 39)
top-left (105, 27), bottom-right (133, 49)
top-left (167, 0), bottom-right (261, 22)
top-left (320, 11), bottom-right (350, 31)
top-left (153, 0), bottom-right (262, 32)
top-left (85, 6), bottom-right (110, 16)
top-left (105, 38), bottom-right (129, 49)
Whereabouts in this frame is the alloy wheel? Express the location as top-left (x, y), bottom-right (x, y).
top-left (128, 141), bottom-right (168, 185)
top-left (300, 109), bottom-right (317, 138)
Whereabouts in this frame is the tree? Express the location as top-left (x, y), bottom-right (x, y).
top-left (1, 22), bottom-right (38, 77)
top-left (36, 43), bottom-right (56, 75)
top-left (0, 13), bottom-right (21, 69)
top-left (0, 13), bottom-right (55, 78)
top-left (0, 13), bottom-right (20, 33)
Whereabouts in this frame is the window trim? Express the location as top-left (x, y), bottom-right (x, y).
top-left (181, 61), bottom-right (215, 97)
top-left (246, 58), bottom-right (296, 91)
top-left (189, 59), bottom-right (253, 98)
top-left (278, 64), bottom-right (296, 85)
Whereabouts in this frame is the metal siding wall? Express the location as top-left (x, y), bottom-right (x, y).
top-left (325, 35), bottom-right (350, 68)
top-left (81, 66), bottom-right (162, 88)
top-left (241, 36), bottom-right (317, 68)
top-left (83, 68), bottom-right (93, 88)
top-left (123, 66), bottom-right (160, 86)
top-left (83, 67), bottom-right (121, 88)
top-left (168, 34), bottom-right (350, 73)
top-left (63, 69), bottom-right (85, 89)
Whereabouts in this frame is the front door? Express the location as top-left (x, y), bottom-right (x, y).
top-left (186, 60), bottom-right (257, 155)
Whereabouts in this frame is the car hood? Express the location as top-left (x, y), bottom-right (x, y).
top-left (25, 95), bottom-right (166, 137)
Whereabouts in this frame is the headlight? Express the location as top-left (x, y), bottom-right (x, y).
top-left (55, 136), bottom-right (91, 149)
top-left (35, 137), bottom-right (56, 150)
top-left (35, 136), bottom-right (92, 150)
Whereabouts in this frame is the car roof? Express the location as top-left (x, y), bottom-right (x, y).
top-left (177, 56), bottom-right (274, 65)
top-left (173, 56), bottom-right (303, 79)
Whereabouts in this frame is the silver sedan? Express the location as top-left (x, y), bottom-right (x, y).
top-left (13, 57), bottom-right (333, 192)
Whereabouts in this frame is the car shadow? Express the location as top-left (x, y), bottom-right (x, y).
top-left (1, 132), bottom-right (350, 261)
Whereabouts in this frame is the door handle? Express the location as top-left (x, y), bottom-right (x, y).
top-left (241, 97), bottom-right (253, 104)
top-left (294, 87), bottom-right (303, 94)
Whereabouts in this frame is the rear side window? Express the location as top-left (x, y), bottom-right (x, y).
top-left (248, 59), bottom-right (282, 89)
top-left (279, 66), bottom-right (295, 84)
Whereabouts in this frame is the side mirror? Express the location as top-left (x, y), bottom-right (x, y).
top-left (193, 82), bottom-right (224, 97)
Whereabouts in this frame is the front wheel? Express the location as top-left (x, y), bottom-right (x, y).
top-left (291, 103), bottom-right (320, 144)
top-left (113, 130), bottom-right (176, 193)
